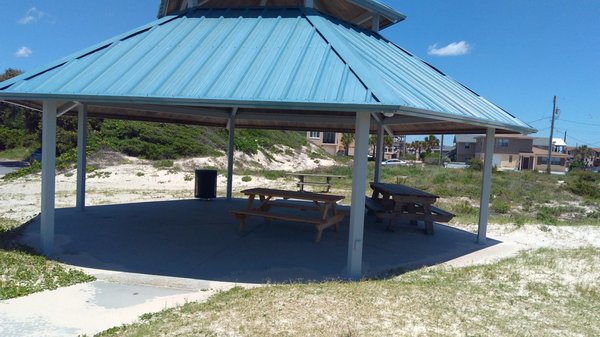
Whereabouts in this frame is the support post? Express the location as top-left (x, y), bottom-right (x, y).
top-left (76, 104), bottom-right (87, 211)
top-left (41, 101), bottom-right (57, 256)
top-left (477, 127), bottom-right (495, 244)
top-left (374, 121), bottom-right (384, 183)
top-left (226, 109), bottom-right (237, 200)
top-left (439, 134), bottom-right (444, 166)
top-left (371, 15), bottom-right (380, 33)
top-left (347, 111), bottom-right (370, 280)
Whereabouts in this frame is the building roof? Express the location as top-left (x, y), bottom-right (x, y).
top-left (475, 134), bottom-right (534, 140)
top-left (454, 134), bottom-right (481, 144)
top-left (532, 137), bottom-right (568, 147)
top-left (0, 7), bottom-right (536, 135)
top-left (157, 0), bottom-right (407, 31)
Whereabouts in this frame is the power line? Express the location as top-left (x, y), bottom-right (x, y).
top-left (558, 119), bottom-right (600, 127)
top-left (527, 117), bottom-right (550, 124)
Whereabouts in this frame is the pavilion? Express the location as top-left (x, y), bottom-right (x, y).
top-left (0, 0), bottom-right (535, 279)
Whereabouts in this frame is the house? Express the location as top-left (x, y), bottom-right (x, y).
top-left (473, 134), bottom-right (569, 173)
top-left (532, 137), bottom-right (568, 154)
top-left (454, 134), bottom-right (478, 162)
top-left (306, 132), bottom-right (353, 155)
top-left (306, 132), bottom-right (398, 159)
top-left (566, 146), bottom-right (600, 167)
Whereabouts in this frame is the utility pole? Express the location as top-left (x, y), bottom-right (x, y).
top-left (547, 96), bottom-right (558, 174)
top-left (439, 134), bottom-right (444, 166)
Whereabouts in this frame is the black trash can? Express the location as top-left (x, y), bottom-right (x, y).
top-left (194, 169), bottom-right (217, 199)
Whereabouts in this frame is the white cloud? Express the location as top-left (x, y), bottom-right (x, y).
top-left (427, 41), bottom-right (471, 57)
top-left (15, 46), bottom-right (33, 58)
top-left (18, 7), bottom-right (47, 24)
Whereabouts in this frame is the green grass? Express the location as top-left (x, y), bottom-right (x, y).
top-left (96, 248), bottom-right (600, 337)
top-left (0, 146), bottom-right (34, 161)
top-left (0, 216), bottom-right (95, 300)
top-left (289, 164), bottom-right (600, 227)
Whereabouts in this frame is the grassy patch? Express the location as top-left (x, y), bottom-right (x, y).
top-left (96, 248), bottom-right (600, 337)
top-left (0, 216), bottom-right (95, 300)
top-left (0, 250), bottom-right (95, 300)
top-left (0, 146), bottom-right (34, 161)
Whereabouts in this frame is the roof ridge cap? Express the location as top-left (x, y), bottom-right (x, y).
top-left (303, 10), bottom-right (403, 106)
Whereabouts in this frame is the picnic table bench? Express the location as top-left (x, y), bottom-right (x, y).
top-left (287, 173), bottom-right (346, 193)
top-left (365, 183), bottom-right (454, 234)
top-left (230, 188), bottom-right (345, 242)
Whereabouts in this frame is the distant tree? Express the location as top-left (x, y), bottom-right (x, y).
top-left (0, 68), bottom-right (23, 82)
top-left (570, 145), bottom-right (595, 169)
top-left (340, 133), bottom-right (354, 156)
top-left (423, 135), bottom-right (440, 153)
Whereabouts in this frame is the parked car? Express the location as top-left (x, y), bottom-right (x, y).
top-left (28, 148), bottom-right (42, 164)
top-left (381, 159), bottom-right (407, 166)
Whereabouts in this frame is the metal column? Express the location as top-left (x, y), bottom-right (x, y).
top-left (76, 104), bottom-right (87, 211)
top-left (347, 111), bottom-right (371, 279)
top-left (226, 110), bottom-right (237, 200)
top-left (373, 121), bottom-right (384, 183)
top-left (477, 127), bottom-right (495, 244)
top-left (41, 101), bottom-right (57, 256)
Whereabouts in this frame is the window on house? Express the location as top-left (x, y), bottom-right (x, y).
top-left (309, 132), bottom-right (320, 139)
top-left (323, 132), bottom-right (336, 144)
top-left (496, 139), bottom-right (509, 147)
top-left (464, 144), bottom-right (471, 149)
top-left (538, 157), bottom-right (562, 165)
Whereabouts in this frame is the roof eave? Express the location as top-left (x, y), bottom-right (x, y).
top-left (0, 92), bottom-right (537, 135)
top-left (347, 0), bottom-right (406, 24)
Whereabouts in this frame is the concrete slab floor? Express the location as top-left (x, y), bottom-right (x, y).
top-left (19, 198), bottom-right (499, 283)
top-left (0, 272), bottom-right (246, 337)
top-left (2, 198), bottom-right (500, 336)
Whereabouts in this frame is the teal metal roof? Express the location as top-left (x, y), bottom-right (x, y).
top-left (0, 7), bottom-right (535, 134)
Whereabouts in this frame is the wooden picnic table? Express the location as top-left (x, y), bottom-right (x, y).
top-left (287, 173), bottom-right (346, 193)
top-left (366, 183), bottom-right (454, 234)
top-left (230, 188), bottom-right (345, 242)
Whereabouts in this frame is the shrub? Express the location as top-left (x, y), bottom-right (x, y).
top-left (241, 176), bottom-right (252, 182)
top-left (0, 127), bottom-right (25, 150)
top-left (153, 160), bottom-right (174, 168)
top-left (263, 171), bottom-right (285, 180)
top-left (468, 159), bottom-right (484, 171)
top-left (567, 171), bottom-right (600, 199)
top-left (432, 173), bottom-right (448, 184)
top-left (451, 201), bottom-right (478, 216)
top-left (492, 199), bottom-right (511, 214)
top-left (536, 206), bottom-right (560, 225)
top-left (587, 211), bottom-right (600, 219)
top-left (423, 152), bottom-right (441, 165)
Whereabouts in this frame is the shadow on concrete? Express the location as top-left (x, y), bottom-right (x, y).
top-left (0, 161), bottom-right (29, 168)
top-left (20, 198), bottom-right (500, 283)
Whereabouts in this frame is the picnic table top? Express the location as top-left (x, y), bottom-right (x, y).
top-left (287, 173), bottom-right (346, 179)
top-left (370, 182), bottom-right (439, 199)
top-left (241, 188), bottom-right (345, 202)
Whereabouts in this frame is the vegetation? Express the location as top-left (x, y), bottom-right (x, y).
top-left (270, 164), bottom-right (599, 226)
top-left (96, 248), bottom-right (600, 337)
top-left (567, 170), bottom-right (600, 199)
top-left (569, 145), bottom-right (596, 170)
top-left (0, 217), bottom-right (94, 300)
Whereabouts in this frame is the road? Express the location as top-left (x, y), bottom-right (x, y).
top-left (0, 161), bottom-right (29, 176)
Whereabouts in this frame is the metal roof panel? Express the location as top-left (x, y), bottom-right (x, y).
top-left (0, 7), bottom-right (535, 134)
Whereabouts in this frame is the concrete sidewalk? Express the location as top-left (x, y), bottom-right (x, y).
top-left (0, 270), bottom-right (248, 337)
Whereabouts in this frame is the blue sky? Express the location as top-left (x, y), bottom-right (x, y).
top-left (1, 0), bottom-right (599, 147)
